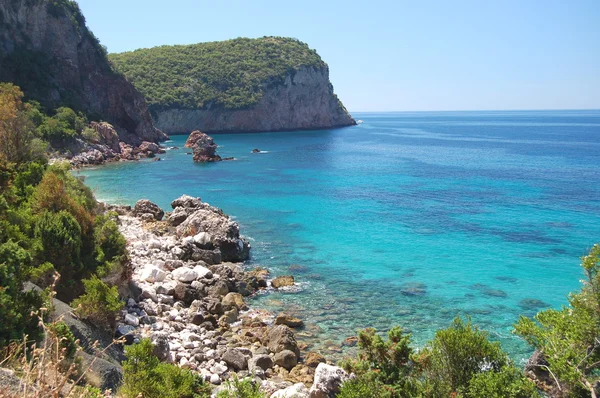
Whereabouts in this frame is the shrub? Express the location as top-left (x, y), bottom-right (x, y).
top-left (0, 241), bottom-right (44, 346)
top-left (418, 316), bottom-right (508, 396)
top-left (340, 326), bottom-right (420, 397)
top-left (35, 210), bottom-right (82, 271)
top-left (462, 365), bottom-right (539, 398)
top-left (71, 276), bottom-right (123, 330)
top-left (216, 376), bottom-right (264, 398)
top-left (94, 213), bottom-right (125, 264)
top-left (338, 377), bottom-right (393, 398)
top-left (121, 339), bottom-right (211, 398)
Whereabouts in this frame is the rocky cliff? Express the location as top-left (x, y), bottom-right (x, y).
top-left (153, 66), bottom-right (355, 134)
top-left (0, 0), bottom-right (166, 144)
top-left (109, 37), bottom-right (356, 134)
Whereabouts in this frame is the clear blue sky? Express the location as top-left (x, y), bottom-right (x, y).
top-left (77, 0), bottom-right (599, 112)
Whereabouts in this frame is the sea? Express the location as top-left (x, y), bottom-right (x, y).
top-left (76, 110), bottom-right (600, 363)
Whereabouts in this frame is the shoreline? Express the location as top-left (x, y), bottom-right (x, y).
top-left (108, 196), bottom-right (342, 395)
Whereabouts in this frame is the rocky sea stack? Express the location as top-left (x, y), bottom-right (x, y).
top-left (0, 0), bottom-right (167, 145)
top-left (109, 37), bottom-right (356, 134)
top-left (185, 131), bottom-right (223, 163)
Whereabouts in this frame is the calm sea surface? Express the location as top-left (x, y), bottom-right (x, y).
top-left (77, 110), bottom-right (600, 362)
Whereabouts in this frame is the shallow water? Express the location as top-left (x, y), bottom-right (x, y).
top-left (77, 110), bottom-right (600, 362)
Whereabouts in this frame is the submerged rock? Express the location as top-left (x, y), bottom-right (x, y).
top-left (272, 276), bottom-right (295, 289)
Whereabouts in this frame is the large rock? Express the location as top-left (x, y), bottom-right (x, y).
top-left (249, 354), bottom-right (274, 372)
top-left (90, 121), bottom-right (121, 153)
top-left (222, 348), bottom-right (248, 371)
top-left (304, 352), bottom-right (326, 368)
top-left (0, 0), bottom-right (167, 145)
top-left (185, 130), bottom-right (222, 162)
top-left (271, 383), bottom-right (309, 398)
top-left (176, 203), bottom-right (250, 262)
top-left (172, 267), bottom-right (198, 282)
top-left (272, 276), bottom-right (295, 289)
top-left (171, 195), bottom-right (202, 209)
top-left (309, 363), bottom-right (352, 398)
top-left (222, 292), bottom-right (246, 311)
top-left (275, 313), bottom-right (304, 328)
top-left (133, 199), bottom-right (164, 221)
top-left (274, 350), bottom-right (298, 371)
top-left (264, 325), bottom-right (300, 357)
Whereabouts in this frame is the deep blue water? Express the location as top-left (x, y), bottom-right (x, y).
top-left (77, 110), bottom-right (600, 362)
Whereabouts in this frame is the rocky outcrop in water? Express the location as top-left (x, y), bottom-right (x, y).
top-left (0, 0), bottom-right (167, 145)
top-left (153, 66), bottom-right (356, 134)
top-left (185, 131), bottom-right (222, 163)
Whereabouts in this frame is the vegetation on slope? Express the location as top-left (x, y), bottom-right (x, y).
top-left (109, 37), bottom-right (327, 111)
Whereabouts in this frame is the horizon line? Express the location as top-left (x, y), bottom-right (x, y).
top-left (348, 108), bottom-right (600, 113)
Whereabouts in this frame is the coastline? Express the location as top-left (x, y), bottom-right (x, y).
top-left (107, 196), bottom-right (343, 395)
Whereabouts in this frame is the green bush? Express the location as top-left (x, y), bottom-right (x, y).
top-left (71, 276), bottom-right (123, 329)
top-left (94, 213), bottom-right (126, 264)
top-left (35, 210), bottom-right (82, 271)
top-left (216, 376), bottom-right (264, 398)
top-left (419, 316), bottom-right (508, 396)
top-left (121, 338), bottom-right (211, 398)
top-left (462, 365), bottom-right (539, 398)
top-left (338, 377), bottom-right (393, 398)
top-left (0, 241), bottom-right (44, 346)
top-left (47, 320), bottom-right (77, 360)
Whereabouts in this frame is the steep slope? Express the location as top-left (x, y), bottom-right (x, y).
top-left (109, 37), bottom-right (356, 133)
top-left (0, 0), bottom-right (166, 144)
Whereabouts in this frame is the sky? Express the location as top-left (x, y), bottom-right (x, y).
top-left (76, 0), bottom-right (600, 112)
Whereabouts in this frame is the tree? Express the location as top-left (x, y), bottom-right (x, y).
top-left (0, 83), bottom-right (44, 164)
top-left (514, 244), bottom-right (600, 398)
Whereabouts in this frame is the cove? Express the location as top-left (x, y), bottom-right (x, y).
top-left (77, 110), bottom-right (600, 362)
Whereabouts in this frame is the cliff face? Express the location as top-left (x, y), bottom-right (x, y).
top-left (153, 66), bottom-right (355, 134)
top-left (0, 0), bottom-right (166, 144)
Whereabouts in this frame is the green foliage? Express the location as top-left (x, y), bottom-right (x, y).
top-left (47, 320), bottom-right (77, 360)
top-left (462, 365), bottom-right (539, 398)
top-left (216, 376), bottom-right (264, 398)
top-left (94, 212), bottom-right (126, 264)
top-left (338, 377), bottom-right (393, 398)
top-left (35, 210), bottom-right (82, 270)
top-left (0, 240), bottom-right (44, 346)
top-left (109, 37), bottom-right (326, 111)
top-left (514, 244), bottom-right (600, 397)
top-left (340, 326), bottom-right (419, 397)
top-left (72, 275), bottom-right (123, 329)
top-left (29, 261), bottom-right (56, 288)
top-left (420, 316), bottom-right (507, 396)
top-left (37, 106), bottom-right (87, 143)
top-left (121, 339), bottom-right (211, 398)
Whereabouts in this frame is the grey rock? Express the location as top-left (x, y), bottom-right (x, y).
top-left (133, 199), bottom-right (164, 221)
top-left (309, 363), bottom-right (352, 398)
top-left (273, 350), bottom-right (298, 371)
top-left (222, 348), bottom-right (248, 371)
top-left (264, 325), bottom-right (300, 356)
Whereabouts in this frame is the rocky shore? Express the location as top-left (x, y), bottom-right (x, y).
top-left (111, 195), bottom-right (352, 397)
top-left (59, 122), bottom-right (167, 168)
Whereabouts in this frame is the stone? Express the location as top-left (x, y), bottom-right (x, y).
top-left (191, 312), bottom-right (205, 325)
top-left (210, 373), bottom-right (221, 385)
top-left (222, 348), bottom-right (248, 371)
top-left (309, 363), bottom-right (352, 398)
top-left (275, 313), bottom-right (304, 328)
top-left (304, 352), bottom-right (326, 368)
top-left (271, 276), bottom-right (295, 289)
top-left (249, 354), bottom-right (274, 371)
top-left (133, 199), bottom-right (164, 221)
top-left (151, 333), bottom-right (170, 361)
top-left (193, 232), bottom-right (213, 248)
top-left (222, 292), bottom-right (246, 310)
top-left (273, 350), bottom-right (298, 371)
top-left (172, 267), bottom-right (198, 282)
top-left (168, 207), bottom-right (189, 226)
top-left (138, 141), bottom-right (160, 155)
top-left (252, 148), bottom-right (261, 153)
top-left (171, 195), bottom-right (202, 209)
top-left (193, 264), bottom-right (213, 279)
top-left (271, 383), bottom-right (309, 398)
top-left (140, 267), bottom-right (167, 283)
top-left (124, 313), bottom-right (139, 326)
top-left (264, 325), bottom-right (300, 356)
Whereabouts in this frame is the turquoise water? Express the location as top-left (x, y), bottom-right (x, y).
top-left (77, 110), bottom-right (600, 362)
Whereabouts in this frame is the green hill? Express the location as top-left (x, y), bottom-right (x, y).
top-left (109, 37), bottom-right (327, 112)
